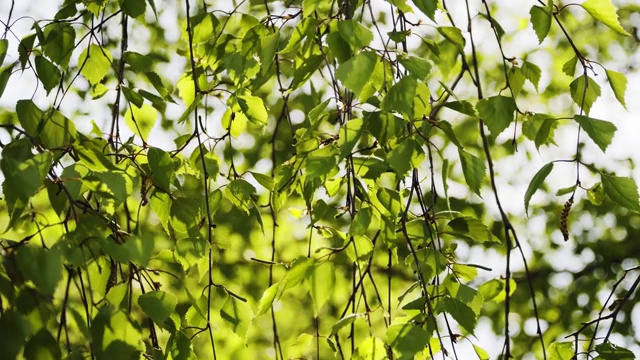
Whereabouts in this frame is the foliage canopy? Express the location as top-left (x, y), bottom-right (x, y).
top-left (1, 0), bottom-right (640, 359)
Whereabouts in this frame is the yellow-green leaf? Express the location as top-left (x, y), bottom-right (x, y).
top-left (79, 44), bottom-right (112, 85)
top-left (124, 103), bottom-right (157, 140)
top-left (605, 69), bottom-right (627, 109)
top-left (581, 0), bottom-right (630, 36)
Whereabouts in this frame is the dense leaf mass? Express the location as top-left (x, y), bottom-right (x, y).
top-left (0, 0), bottom-right (639, 359)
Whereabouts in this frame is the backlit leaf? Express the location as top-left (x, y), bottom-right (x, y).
top-left (336, 51), bottom-right (377, 98)
top-left (338, 20), bottom-right (373, 50)
top-left (237, 94), bottom-right (268, 126)
top-left (35, 55), bottom-right (61, 94)
top-left (124, 103), bottom-right (157, 140)
top-left (138, 291), bottom-right (178, 325)
top-left (605, 69), bottom-right (627, 108)
top-left (581, 0), bottom-right (630, 36)
top-left (79, 44), bottom-right (112, 85)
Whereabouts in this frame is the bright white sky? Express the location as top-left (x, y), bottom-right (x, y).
top-left (1, 0), bottom-right (640, 358)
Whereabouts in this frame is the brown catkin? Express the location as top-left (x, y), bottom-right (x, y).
top-left (560, 197), bottom-right (574, 241)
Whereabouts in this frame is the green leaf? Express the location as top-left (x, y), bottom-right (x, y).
top-left (562, 56), bottom-right (578, 77)
top-left (443, 100), bottom-right (476, 117)
top-left (548, 341), bottom-right (574, 360)
top-left (412, 0), bottom-right (438, 21)
top-left (530, 6), bottom-right (552, 43)
top-left (0, 311), bottom-right (31, 360)
top-left (280, 18), bottom-right (318, 54)
top-left (0, 39), bottom-right (7, 65)
top-left (138, 290), bottom-right (178, 325)
top-left (0, 63), bottom-right (14, 98)
top-left (473, 344), bottom-right (490, 360)
top-left (398, 55), bottom-right (432, 81)
top-left (437, 26), bottom-right (465, 52)
top-left (601, 174), bottom-right (640, 212)
top-left (458, 149), bottom-right (485, 196)
top-left (442, 296), bottom-right (477, 334)
top-left (508, 66), bottom-right (525, 97)
top-left (386, 323), bottom-right (429, 357)
top-left (308, 261), bottom-right (336, 316)
top-left (336, 51), bottom-right (377, 98)
top-left (237, 94), bottom-right (268, 126)
top-left (338, 20), bottom-right (373, 50)
top-left (121, 0), bottom-right (146, 18)
top-left (350, 207), bottom-right (373, 236)
top-left (1, 150), bottom-right (53, 209)
top-left (382, 75), bottom-right (417, 119)
top-left (574, 115), bottom-right (616, 152)
top-left (42, 23), bottom-right (75, 67)
top-left (256, 283), bottom-right (279, 317)
top-left (445, 216), bottom-right (500, 244)
top-left (35, 55), bottom-right (61, 94)
top-left (167, 332), bottom-right (196, 360)
top-left (41, 109), bottom-right (77, 149)
top-left (24, 329), bottom-right (61, 360)
top-left (521, 61), bottom-right (541, 91)
top-left (147, 147), bottom-right (174, 190)
top-left (587, 182), bottom-right (604, 205)
top-left (303, 0), bottom-right (332, 17)
top-left (581, 0), bottom-right (630, 36)
top-left (524, 163), bottom-right (553, 215)
top-left (331, 314), bottom-right (360, 336)
top-left (377, 187), bottom-right (402, 218)
top-left (220, 298), bottom-right (253, 340)
top-left (387, 139), bottom-right (419, 176)
top-left (101, 235), bottom-right (154, 266)
top-left (250, 171), bottom-right (274, 190)
top-left (15, 245), bottom-right (63, 296)
top-left (570, 75), bottom-right (601, 115)
top-left (79, 44), bottom-right (112, 85)
top-left (476, 96), bottom-right (517, 136)
top-left (556, 184), bottom-right (577, 196)
top-left (124, 103), bottom-right (157, 140)
top-left (352, 337), bottom-right (387, 360)
top-left (605, 69), bottom-right (627, 108)
top-left (224, 179), bottom-right (256, 215)
top-left (595, 343), bottom-right (635, 359)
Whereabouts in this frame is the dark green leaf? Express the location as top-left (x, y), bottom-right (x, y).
top-left (387, 139), bottom-right (418, 176)
top-left (530, 6), bottom-right (552, 43)
top-left (0, 63), bottom-right (15, 99)
top-left (0, 311), bottom-right (31, 360)
top-left (524, 162), bottom-right (553, 215)
top-left (476, 95), bottom-right (517, 136)
top-left (574, 115), bottom-right (616, 152)
top-left (0, 38), bottom-right (7, 65)
top-left (42, 23), bottom-right (75, 67)
top-left (121, 0), bottom-right (146, 18)
top-left (445, 216), bottom-right (500, 243)
top-left (24, 329), bottom-right (61, 360)
top-left (412, 0), bottom-right (438, 21)
top-left (458, 149), bottom-right (485, 196)
top-left (508, 66), bottom-right (525, 96)
top-left (386, 323), bottom-right (429, 356)
top-left (35, 55), bottom-right (61, 94)
top-left (601, 174), bottom-right (640, 212)
top-left (15, 245), bottom-right (62, 295)
top-left (570, 76), bottom-right (601, 115)
top-left (443, 100), bottom-right (476, 117)
top-left (442, 296), bottom-right (477, 334)
top-left (595, 342), bottom-right (635, 359)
